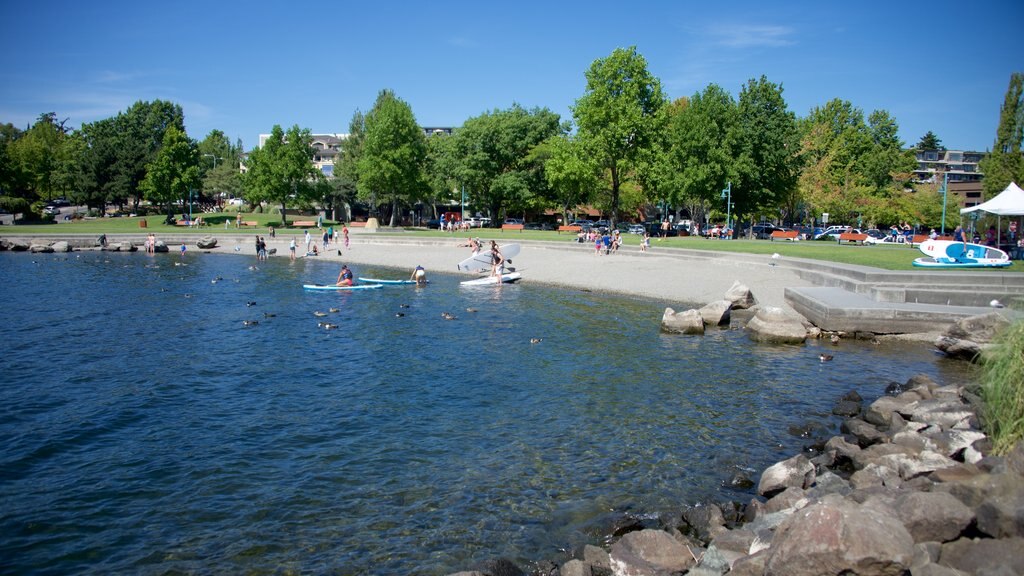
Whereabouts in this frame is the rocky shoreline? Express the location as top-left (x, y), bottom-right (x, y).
top-left (443, 373), bottom-right (1022, 576)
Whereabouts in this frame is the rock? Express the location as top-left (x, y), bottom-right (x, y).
top-left (29, 243), bottom-right (54, 253)
top-left (850, 462), bottom-right (902, 489)
top-left (825, 435), bottom-right (862, 465)
top-left (930, 429), bottom-right (987, 459)
top-left (976, 483), bottom-right (1024, 538)
top-left (728, 550), bottom-right (768, 576)
top-left (154, 240), bottom-right (169, 253)
top-left (887, 491), bottom-right (974, 543)
top-left (196, 236), bottom-right (218, 249)
top-left (757, 454), bottom-right (815, 497)
top-left (764, 499), bottom-right (914, 576)
top-left (763, 486), bottom-right (808, 514)
top-left (582, 545), bottom-right (611, 570)
top-left (558, 559), bottom-right (593, 576)
top-left (865, 395), bottom-right (914, 427)
top-left (682, 503), bottom-right (726, 544)
top-left (698, 300), bottom-right (732, 326)
top-left (832, 400), bottom-right (861, 417)
top-left (3, 239), bottom-right (30, 251)
top-left (745, 306), bottom-right (809, 344)
top-left (934, 312), bottom-right (1012, 361)
top-left (939, 537), bottom-right (1024, 575)
top-left (660, 308), bottom-right (705, 335)
top-left (115, 241), bottom-right (136, 252)
top-left (898, 398), bottom-right (974, 430)
top-left (472, 558), bottom-right (523, 576)
top-left (724, 280), bottom-right (757, 309)
top-left (608, 529), bottom-right (695, 575)
top-left (841, 417), bottom-right (886, 447)
top-left (51, 240), bottom-right (71, 252)
top-left (890, 429), bottom-right (938, 452)
top-left (805, 470), bottom-right (852, 499)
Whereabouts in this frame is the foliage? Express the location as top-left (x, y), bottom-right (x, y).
top-left (139, 126), bottom-right (201, 212)
top-left (573, 46), bottom-right (667, 226)
top-left (734, 76), bottom-right (802, 224)
top-left (979, 72), bottom-right (1024, 199)
top-left (662, 88), bottom-right (739, 222)
top-left (798, 98), bottom-right (916, 227)
top-left (915, 130), bottom-right (944, 151)
top-left (542, 134), bottom-right (600, 224)
top-left (243, 124), bottom-right (322, 225)
top-left (980, 319), bottom-right (1024, 455)
top-left (5, 113), bottom-right (69, 202)
top-left (110, 100), bottom-right (186, 210)
top-left (449, 103), bottom-right (563, 220)
top-left (357, 90), bottom-right (428, 226)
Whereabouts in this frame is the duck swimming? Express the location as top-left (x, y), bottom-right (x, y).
top-left (243, 320), bottom-right (259, 326)
top-left (530, 338), bottom-right (543, 344)
top-left (313, 311), bottom-right (328, 317)
top-left (819, 353), bottom-right (834, 362)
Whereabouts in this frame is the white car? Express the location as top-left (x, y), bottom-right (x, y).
top-left (864, 234), bottom-right (919, 247)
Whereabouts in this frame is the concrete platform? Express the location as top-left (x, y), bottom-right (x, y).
top-left (785, 286), bottom-right (1020, 334)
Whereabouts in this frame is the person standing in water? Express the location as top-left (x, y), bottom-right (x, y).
top-left (489, 241), bottom-right (504, 277)
top-left (410, 265), bottom-right (427, 285)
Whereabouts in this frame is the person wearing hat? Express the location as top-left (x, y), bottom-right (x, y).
top-left (336, 264), bottom-right (354, 286)
top-left (410, 265), bottom-right (427, 285)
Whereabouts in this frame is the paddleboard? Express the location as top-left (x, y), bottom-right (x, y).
top-left (913, 240), bottom-right (1012, 268)
top-left (457, 243), bottom-right (521, 272)
top-left (460, 272), bottom-right (522, 286)
top-left (357, 278), bottom-right (427, 285)
top-left (302, 283), bottom-right (385, 290)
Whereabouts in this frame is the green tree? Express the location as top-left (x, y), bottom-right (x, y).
top-left (8, 112), bottom-right (69, 203)
top-left (0, 123), bottom-right (25, 199)
top-left (734, 76), bottom-right (801, 225)
top-left (450, 103), bottom-right (562, 221)
top-left (542, 134), bottom-right (600, 224)
top-left (915, 130), bottom-right (944, 151)
top-left (243, 124), bottom-right (321, 225)
top-left (663, 87), bottom-right (740, 225)
top-left (139, 125), bottom-right (201, 216)
top-left (424, 130), bottom-right (459, 220)
top-left (330, 110), bottom-right (366, 222)
top-left (357, 90), bottom-right (428, 226)
top-left (572, 46), bottom-right (667, 227)
top-left (111, 100), bottom-right (186, 211)
top-left (979, 72), bottom-right (1024, 198)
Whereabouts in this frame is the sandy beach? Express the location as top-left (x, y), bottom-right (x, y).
top-left (259, 233), bottom-right (811, 311)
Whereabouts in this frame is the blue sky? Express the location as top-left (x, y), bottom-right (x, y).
top-left (2, 1), bottom-right (1021, 152)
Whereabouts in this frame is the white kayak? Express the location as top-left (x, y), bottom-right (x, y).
top-left (460, 272), bottom-right (522, 286)
top-left (356, 278), bottom-right (427, 285)
top-left (457, 243), bottom-right (521, 272)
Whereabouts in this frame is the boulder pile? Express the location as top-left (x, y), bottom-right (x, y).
top-left (445, 374), bottom-right (1024, 576)
top-left (661, 280), bottom-right (819, 344)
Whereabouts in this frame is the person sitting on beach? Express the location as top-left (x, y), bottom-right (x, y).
top-left (410, 265), bottom-right (427, 285)
top-left (309, 245), bottom-right (319, 256)
top-left (336, 264), bottom-right (354, 286)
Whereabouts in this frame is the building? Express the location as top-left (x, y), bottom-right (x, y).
top-left (913, 149), bottom-right (985, 184)
top-left (255, 133), bottom-right (346, 177)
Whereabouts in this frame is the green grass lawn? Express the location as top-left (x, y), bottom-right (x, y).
top-left (6, 214), bottom-right (1022, 273)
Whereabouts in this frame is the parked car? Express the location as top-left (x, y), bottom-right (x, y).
top-left (43, 205), bottom-right (61, 216)
top-left (864, 234), bottom-right (918, 247)
top-left (815, 225), bottom-right (857, 240)
top-left (503, 218), bottom-right (523, 225)
top-left (627, 223), bottom-right (645, 235)
top-left (467, 217), bottom-right (491, 228)
top-left (864, 228), bottom-right (885, 240)
top-left (750, 224), bottom-right (781, 239)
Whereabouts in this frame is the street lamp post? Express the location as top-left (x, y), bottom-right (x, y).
top-left (720, 182), bottom-right (732, 239)
top-left (939, 172), bottom-right (949, 235)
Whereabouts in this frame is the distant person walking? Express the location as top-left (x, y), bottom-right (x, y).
top-left (289, 237), bottom-right (296, 261)
top-left (343, 225), bottom-right (350, 250)
top-left (304, 230), bottom-right (311, 254)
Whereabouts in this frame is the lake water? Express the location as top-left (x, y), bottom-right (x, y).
top-left (0, 250), bottom-right (975, 574)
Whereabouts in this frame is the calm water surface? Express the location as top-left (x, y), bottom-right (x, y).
top-left (0, 250), bottom-right (974, 574)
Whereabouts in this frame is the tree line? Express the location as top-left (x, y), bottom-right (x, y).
top-left (1, 48), bottom-right (1021, 230)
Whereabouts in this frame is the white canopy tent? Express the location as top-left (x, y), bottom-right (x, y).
top-left (960, 181), bottom-right (1024, 216)
top-left (960, 182), bottom-right (1024, 253)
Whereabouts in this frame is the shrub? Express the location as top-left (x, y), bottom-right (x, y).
top-left (980, 319), bottom-right (1024, 455)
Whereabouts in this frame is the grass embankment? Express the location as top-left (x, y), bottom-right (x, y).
top-left (8, 213), bottom-right (1024, 273)
top-left (981, 320), bottom-right (1024, 454)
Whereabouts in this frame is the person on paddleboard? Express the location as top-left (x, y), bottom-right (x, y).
top-left (336, 265), bottom-right (354, 286)
top-left (410, 265), bottom-right (427, 285)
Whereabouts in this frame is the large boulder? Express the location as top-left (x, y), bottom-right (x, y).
top-left (757, 454), bottom-right (815, 497)
top-left (746, 306), bottom-right (809, 344)
top-left (938, 537), bottom-right (1024, 575)
top-left (29, 243), bottom-right (54, 253)
top-left (196, 236), bottom-right (218, 249)
top-left (608, 529), bottom-right (695, 575)
top-left (51, 240), bottom-right (71, 252)
top-left (880, 491), bottom-right (974, 543)
top-left (698, 300), bottom-right (732, 326)
top-left (660, 308), bottom-right (705, 335)
top-left (153, 240), bottom-right (169, 253)
top-left (765, 498), bottom-right (915, 576)
top-left (724, 280), bottom-right (757, 309)
top-left (934, 311), bottom-right (1012, 361)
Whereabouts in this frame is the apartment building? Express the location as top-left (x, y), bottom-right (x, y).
top-left (913, 149), bottom-right (985, 184)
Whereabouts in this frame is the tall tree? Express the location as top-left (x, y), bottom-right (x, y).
top-left (243, 124), bottom-right (322, 225)
top-left (139, 125), bottom-right (201, 216)
top-left (357, 90), bottom-right (428, 226)
top-left (979, 72), bottom-right (1024, 198)
top-left (0, 123), bottom-right (25, 199)
top-left (8, 112), bottom-right (69, 202)
top-left (331, 110), bottom-right (366, 221)
top-left (915, 131), bottom-right (944, 151)
top-left (541, 134), bottom-right (600, 225)
top-left (572, 46), bottom-right (667, 227)
top-left (450, 103), bottom-right (562, 220)
top-left (197, 130), bottom-right (239, 204)
top-left (734, 76), bottom-right (801, 225)
top-left (663, 87), bottom-right (739, 224)
top-left (112, 100), bottom-right (185, 211)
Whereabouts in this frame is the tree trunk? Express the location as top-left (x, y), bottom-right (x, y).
top-left (610, 163), bottom-right (620, 229)
top-left (280, 202), bottom-right (289, 225)
top-left (389, 199), bottom-right (398, 227)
